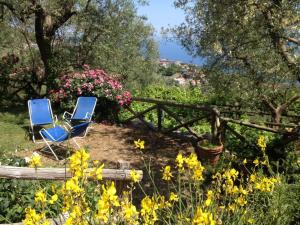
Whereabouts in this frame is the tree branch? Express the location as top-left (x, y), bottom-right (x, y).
top-left (262, 95), bottom-right (276, 112)
top-left (279, 93), bottom-right (300, 112)
top-left (286, 37), bottom-right (300, 46)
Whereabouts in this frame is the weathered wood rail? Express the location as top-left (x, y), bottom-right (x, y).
top-left (0, 166), bottom-right (142, 181)
top-left (123, 97), bottom-right (300, 148)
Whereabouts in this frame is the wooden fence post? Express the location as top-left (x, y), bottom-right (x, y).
top-left (116, 160), bottom-right (131, 195)
top-left (157, 104), bottom-right (163, 131)
top-left (211, 107), bottom-right (221, 145)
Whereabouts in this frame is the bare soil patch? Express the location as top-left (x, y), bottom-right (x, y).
top-left (16, 122), bottom-right (195, 170)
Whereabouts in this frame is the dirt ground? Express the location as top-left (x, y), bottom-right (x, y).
top-left (16, 122), bottom-right (196, 170)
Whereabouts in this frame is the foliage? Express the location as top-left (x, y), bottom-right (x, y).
top-left (0, 0), bottom-right (159, 97)
top-left (0, 156), bottom-right (59, 223)
top-left (119, 84), bottom-right (209, 131)
top-left (158, 64), bottom-right (182, 76)
top-left (49, 65), bottom-right (132, 110)
top-left (173, 0), bottom-right (300, 116)
top-left (18, 141), bottom-right (300, 225)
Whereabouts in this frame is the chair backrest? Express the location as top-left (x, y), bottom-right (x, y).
top-left (70, 122), bottom-right (90, 138)
top-left (72, 97), bottom-right (97, 120)
top-left (28, 99), bottom-right (54, 126)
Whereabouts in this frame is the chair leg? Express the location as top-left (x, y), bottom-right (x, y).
top-left (72, 138), bottom-right (81, 149)
top-left (40, 137), bottom-right (60, 161)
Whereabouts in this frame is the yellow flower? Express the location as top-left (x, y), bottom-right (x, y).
top-left (236, 196), bottom-right (247, 206)
top-left (140, 196), bottom-right (158, 224)
top-left (169, 192), bottom-right (179, 202)
top-left (192, 207), bottom-right (216, 225)
top-left (176, 152), bottom-right (185, 172)
top-left (102, 182), bottom-right (120, 206)
top-left (23, 208), bottom-right (49, 225)
top-left (162, 165), bottom-right (173, 181)
top-left (257, 135), bottom-right (267, 152)
top-left (130, 169), bottom-right (141, 183)
top-left (90, 163), bottom-right (105, 180)
top-left (247, 218), bottom-right (254, 224)
top-left (29, 152), bottom-right (42, 168)
top-left (122, 201), bottom-right (139, 224)
top-left (49, 194), bottom-right (58, 204)
top-left (185, 153), bottom-right (199, 170)
top-left (250, 173), bottom-right (257, 182)
top-left (134, 139), bottom-right (145, 150)
top-left (261, 159), bottom-right (268, 166)
top-left (243, 158), bottom-right (247, 164)
top-left (192, 164), bottom-right (205, 181)
top-left (35, 190), bottom-right (46, 204)
top-left (253, 159), bottom-right (259, 166)
top-left (69, 148), bottom-right (90, 177)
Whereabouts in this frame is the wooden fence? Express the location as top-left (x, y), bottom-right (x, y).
top-left (123, 97), bottom-right (300, 148)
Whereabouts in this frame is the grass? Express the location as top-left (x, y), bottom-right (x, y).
top-left (0, 107), bottom-right (35, 155)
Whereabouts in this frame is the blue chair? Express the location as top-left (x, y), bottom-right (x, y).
top-left (39, 122), bottom-right (90, 160)
top-left (63, 97), bottom-right (97, 136)
top-left (28, 99), bottom-right (57, 143)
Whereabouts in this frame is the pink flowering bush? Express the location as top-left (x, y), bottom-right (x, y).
top-left (49, 65), bottom-right (132, 121)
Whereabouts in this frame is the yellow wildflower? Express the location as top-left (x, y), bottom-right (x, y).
top-left (169, 192), bottom-right (179, 202)
top-left (122, 201), bottom-right (139, 225)
top-left (176, 152), bottom-right (185, 172)
top-left (90, 163), bottom-right (104, 180)
top-left (69, 148), bottom-right (90, 177)
top-left (134, 139), bottom-right (145, 150)
top-left (35, 190), bottom-right (46, 204)
top-left (243, 158), bottom-right (247, 164)
top-left (162, 165), bottom-right (173, 181)
top-left (192, 207), bottom-right (216, 225)
top-left (192, 164), bottom-right (205, 181)
top-left (140, 196), bottom-right (158, 224)
top-left (49, 194), bottom-right (58, 204)
top-left (29, 152), bottom-right (42, 168)
top-left (102, 182), bottom-right (120, 206)
top-left (185, 153), bottom-right (199, 170)
top-left (247, 218), bottom-right (254, 224)
top-left (130, 169), bottom-right (141, 183)
top-left (257, 135), bottom-right (267, 152)
top-left (23, 208), bottom-right (49, 225)
top-left (236, 196), bottom-right (247, 206)
top-left (253, 159), bottom-right (259, 166)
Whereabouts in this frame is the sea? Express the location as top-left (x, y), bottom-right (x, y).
top-left (158, 38), bottom-right (205, 66)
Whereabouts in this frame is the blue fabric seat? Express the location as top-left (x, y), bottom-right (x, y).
top-left (40, 126), bottom-right (69, 142)
top-left (39, 122), bottom-right (90, 160)
top-left (28, 99), bottom-right (57, 142)
top-left (63, 97), bottom-right (97, 137)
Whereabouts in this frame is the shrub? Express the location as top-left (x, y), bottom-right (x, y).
top-left (18, 139), bottom-right (300, 225)
top-left (49, 65), bottom-right (132, 121)
top-left (119, 84), bottom-right (209, 130)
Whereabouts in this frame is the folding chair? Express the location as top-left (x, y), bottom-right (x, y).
top-left (28, 98), bottom-right (57, 143)
top-left (39, 122), bottom-right (90, 160)
top-left (63, 96), bottom-right (97, 137)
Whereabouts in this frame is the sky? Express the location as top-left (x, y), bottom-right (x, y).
top-left (137, 1), bottom-right (204, 65)
top-left (137, 0), bottom-right (185, 34)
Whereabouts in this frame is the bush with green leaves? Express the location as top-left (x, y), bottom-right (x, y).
top-left (119, 84), bottom-right (209, 131)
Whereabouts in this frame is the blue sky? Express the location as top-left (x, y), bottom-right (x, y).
top-left (137, 0), bottom-right (185, 33)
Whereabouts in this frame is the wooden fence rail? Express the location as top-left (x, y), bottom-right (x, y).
top-left (0, 166), bottom-right (142, 181)
top-left (124, 97), bottom-right (300, 148)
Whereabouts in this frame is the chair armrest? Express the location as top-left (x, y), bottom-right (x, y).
top-left (63, 122), bottom-right (72, 131)
top-left (53, 114), bottom-right (58, 126)
top-left (63, 111), bottom-right (72, 120)
top-left (85, 112), bottom-right (93, 120)
top-left (39, 128), bottom-right (56, 141)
